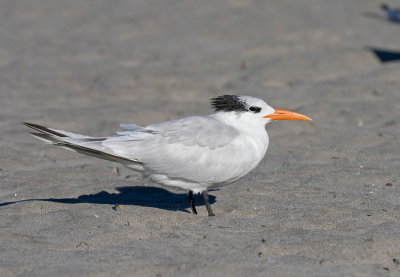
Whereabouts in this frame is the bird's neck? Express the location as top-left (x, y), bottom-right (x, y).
top-left (212, 112), bottom-right (269, 161)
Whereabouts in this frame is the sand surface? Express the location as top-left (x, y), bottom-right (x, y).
top-left (1, 0), bottom-right (400, 276)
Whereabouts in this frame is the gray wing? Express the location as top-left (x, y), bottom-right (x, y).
top-left (147, 116), bottom-right (237, 149)
top-left (102, 116), bottom-right (243, 183)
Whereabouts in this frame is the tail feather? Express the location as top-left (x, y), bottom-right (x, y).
top-left (24, 122), bottom-right (142, 165)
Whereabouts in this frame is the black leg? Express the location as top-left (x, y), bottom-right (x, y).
top-left (188, 191), bottom-right (197, 214)
top-left (201, 190), bottom-right (215, 216)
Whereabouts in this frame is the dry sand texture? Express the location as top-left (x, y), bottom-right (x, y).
top-left (1, 0), bottom-right (400, 276)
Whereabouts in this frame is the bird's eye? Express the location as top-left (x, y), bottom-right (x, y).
top-left (249, 106), bottom-right (261, 113)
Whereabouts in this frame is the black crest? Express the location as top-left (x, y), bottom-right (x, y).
top-left (210, 95), bottom-right (247, 112)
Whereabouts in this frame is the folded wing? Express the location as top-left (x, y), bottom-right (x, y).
top-left (103, 116), bottom-right (243, 183)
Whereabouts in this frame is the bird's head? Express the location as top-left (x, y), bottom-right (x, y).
top-left (210, 95), bottom-right (311, 126)
top-left (381, 3), bottom-right (389, 11)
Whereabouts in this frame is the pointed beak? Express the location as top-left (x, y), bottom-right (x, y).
top-left (264, 109), bottom-right (312, 121)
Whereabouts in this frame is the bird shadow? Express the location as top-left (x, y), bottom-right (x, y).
top-left (0, 186), bottom-right (216, 213)
top-left (362, 11), bottom-right (400, 24)
top-left (367, 47), bottom-right (400, 63)
top-left (362, 12), bottom-right (389, 22)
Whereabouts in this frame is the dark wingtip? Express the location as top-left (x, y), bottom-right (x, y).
top-left (23, 122), bottom-right (46, 129)
top-left (23, 122), bottom-right (67, 137)
top-left (23, 122), bottom-right (45, 130)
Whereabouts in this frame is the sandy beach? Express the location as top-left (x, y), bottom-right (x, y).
top-left (1, 0), bottom-right (400, 276)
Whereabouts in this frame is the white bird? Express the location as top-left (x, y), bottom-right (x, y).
top-left (24, 95), bottom-right (311, 216)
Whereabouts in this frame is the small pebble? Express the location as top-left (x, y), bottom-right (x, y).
top-left (94, 214), bottom-right (99, 218)
top-left (240, 61), bottom-right (246, 70)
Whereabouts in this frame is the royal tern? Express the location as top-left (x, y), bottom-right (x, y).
top-left (24, 95), bottom-right (311, 216)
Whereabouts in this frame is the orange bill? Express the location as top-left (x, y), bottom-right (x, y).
top-left (264, 109), bottom-right (312, 121)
